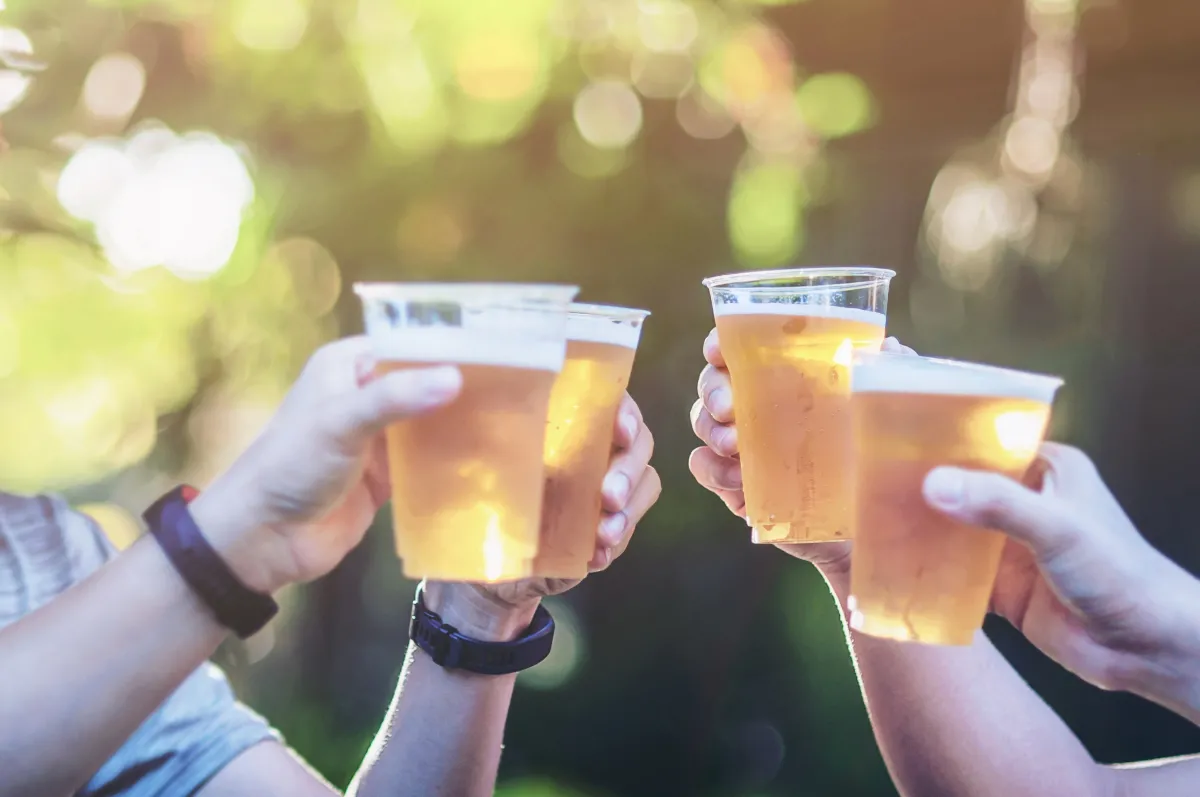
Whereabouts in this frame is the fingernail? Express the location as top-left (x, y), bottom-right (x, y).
top-left (601, 512), bottom-right (625, 545)
top-left (924, 467), bottom-right (965, 507)
top-left (620, 412), bottom-right (638, 442)
top-left (603, 472), bottom-right (630, 505)
top-left (421, 366), bottom-right (462, 399)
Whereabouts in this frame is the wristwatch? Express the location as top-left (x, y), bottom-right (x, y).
top-left (409, 586), bottom-right (555, 675)
top-left (143, 486), bottom-right (279, 639)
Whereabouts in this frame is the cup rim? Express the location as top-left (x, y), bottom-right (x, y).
top-left (353, 282), bottom-right (579, 302)
top-left (702, 266), bottom-right (896, 292)
top-left (569, 302), bottom-right (651, 321)
top-left (852, 350), bottom-right (1064, 400)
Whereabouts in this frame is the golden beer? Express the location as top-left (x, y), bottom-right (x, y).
top-left (713, 302), bottom-right (887, 543)
top-left (849, 354), bottom-right (1061, 645)
top-left (535, 305), bottom-right (647, 579)
top-left (356, 282), bottom-right (577, 583)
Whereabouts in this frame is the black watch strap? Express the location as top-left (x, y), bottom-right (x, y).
top-left (144, 486), bottom-right (279, 639)
top-left (409, 587), bottom-right (554, 675)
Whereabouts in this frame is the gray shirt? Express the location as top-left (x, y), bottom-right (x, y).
top-left (0, 492), bottom-right (279, 796)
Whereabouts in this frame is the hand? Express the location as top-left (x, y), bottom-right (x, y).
top-left (923, 446), bottom-right (1200, 717)
top-left (426, 392), bottom-right (662, 641)
top-left (687, 328), bottom-right (914, 575)
top-left (191, 337), bottom-right (463, 594)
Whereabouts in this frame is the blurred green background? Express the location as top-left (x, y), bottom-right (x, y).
top-left (2, 0), bottom-right (1199, 793)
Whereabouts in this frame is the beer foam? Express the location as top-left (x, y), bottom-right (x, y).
top-left (367, 329), bottom-right (566, 371)
top-left (567, 313), bottom-right (644, 349)
top-left (852, 355), bottom-right (1062, 402)
top-left (711, 302), bottom-right (886, 327)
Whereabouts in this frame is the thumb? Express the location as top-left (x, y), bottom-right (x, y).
top-left (341, 365), bottom-right (462, 440)
top-left (923, 466), bottom-right (1080, 562)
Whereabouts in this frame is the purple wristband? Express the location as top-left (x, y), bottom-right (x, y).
top-left (144, 487), bottom-right (278, 639)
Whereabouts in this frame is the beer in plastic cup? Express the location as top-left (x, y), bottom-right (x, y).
top-left (848, 351), bottom-right (1062, 645)
top-left (534, 304), bottom-right (649, 579)
top-left (355, 282), bottom-right (578, 583)
top-left (702, 267), bottom-right (893, 543)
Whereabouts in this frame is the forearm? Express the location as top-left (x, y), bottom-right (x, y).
top-left (820, 569), bottom-right (1109, 797)
top-left (349, 583), bottom-right (535, 797)
top-left (0, 536), bottom-right (226, 796)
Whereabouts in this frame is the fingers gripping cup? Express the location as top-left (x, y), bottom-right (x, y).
top-left (703, 267), bottom-right (893, 544)
top-left (848, 352), bottom-right (1062, 645)
top-left (355, 283), bottom-right (578, 583)
top-left (534, 304), bottom-right (649, 580)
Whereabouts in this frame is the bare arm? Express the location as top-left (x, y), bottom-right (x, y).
top-left (822, 568), bottom-right (1199, 797)
top-left (346, 583), bottom-right (536, 797)
top-left (0, 341), bottom-right (464, 797)
top-left (206, 390), bottom-right (659, 797)
top-left (0, 526), bottom-right (252, 796)
top-left (689, 332), bottom-right (1200, 797)
top-left (201, 585), bottom-right (535, 797)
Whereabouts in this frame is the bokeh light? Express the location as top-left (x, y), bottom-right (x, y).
top-left (922, 0), bottom-right (1083, 297)
top-left (232, 0), bottom-right (310, 52)
top-left (1003, 115), bottom-right (1061, 178)
top-left (675, 88), bottom-right (736, 139)
top-left (636, 0), bottom-right (700, 53)
top-left (81, 53), bottom-right (146, 123)
top-left (631, 50), bottom-right (694, 99)
top-left (573, 80), bottom-right (643, 149)
top-left (728, 159), bottom-right (805, 265)
top-left (795, 72), bottom-right (876, 140)
top-left (454, 32), bottom-right (543, 102)
top-left (518, 597), bottom-right (585, 690)
top-left (58, 125), bottom-right (255, 278)
top-left (0, 26), bottom-right (34, 114)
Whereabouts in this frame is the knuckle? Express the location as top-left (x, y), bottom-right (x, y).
top-left (622, 392), bottom-right (642, 422)
top-left (1042, 442), bottom-right (1096, 476)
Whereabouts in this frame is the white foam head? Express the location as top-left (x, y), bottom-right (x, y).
top-left (355, 282), bottom-right (577, 371)
top-left (364, 330), bottom-right (566, 370)
top-left (712, 301), bottom-right (886, 327)
top-left (566, 303), bottom-right (649, 349)
top-left (852, 352), bottom-right (1063, 402)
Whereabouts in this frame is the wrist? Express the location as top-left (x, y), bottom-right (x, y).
top-left (187, 485), bottom-right (284, 595)
top-left (421, 582), bottom-right (539, 643)
top-left (1125, 570), bottom-right (1200, 722)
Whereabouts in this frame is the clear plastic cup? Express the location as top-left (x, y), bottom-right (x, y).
top-left (535, 303), bottom-right (650, 579)
top-left (355, 282), bottom-right (578, 582)
top-left (849, 351), bottom-right (1062, 645)
top-left (703, 267), bottom-right (894, 543)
